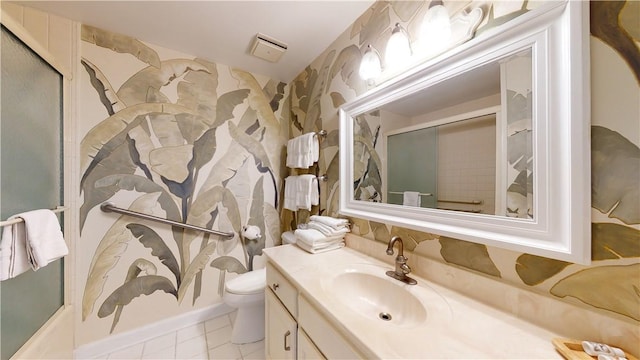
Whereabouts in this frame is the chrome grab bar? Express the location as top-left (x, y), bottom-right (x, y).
top-left (100, 202), bottom-right (234, 238)
top-left (437, 199), bottom-right (483, 205)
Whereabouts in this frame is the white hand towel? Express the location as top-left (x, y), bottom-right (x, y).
top-left (403, 191), bottom-right (421, 207)
top-left (1, 217), bottom-right (30, 280)
top-left (300, 133), bottom-right (318, 168)
top-left (286, 133), bottom-right (318, 169)
top-left (285, 138), bottom-right (296, 168)
top-left (21, 210), bottom-right (68, 271)
top-left (307, 221), bottom-right (350, 236)
top-left (310, 133), bottom-right (319, 164)
top-left (284, 176), bottom-right (299, 211)
top-left (294, 229), bottom-right (325, 245)
top-left (296, 174), bottom-right (318, 211)
top-left (296, 240), bottom-right (345, 254)
top-left (309, 215), bottom-right (349, 230)
top-left (1, 209), bottom-right (67, 279)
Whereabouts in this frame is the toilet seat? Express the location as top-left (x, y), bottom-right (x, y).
top-left (225, 268), bottom-right (266, 295)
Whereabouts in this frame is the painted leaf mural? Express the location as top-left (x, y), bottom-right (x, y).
top-left (98, 275), bottom-right (178, 319)
top-left (81, 24), bottom-right (161, 68)
top-left (591, 126), bottom-right (640, 225)
top-left (550, 264), bottom-right (640, 321)
top-left (285, 0), bottom-right (640, 331)
top-left (439, 237), bottom-right (502, 278)
top-left (80, 25), bottom-right (285, 333)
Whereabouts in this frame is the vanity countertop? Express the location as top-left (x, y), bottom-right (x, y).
top-left (264, 244), bottom-right (562, 359)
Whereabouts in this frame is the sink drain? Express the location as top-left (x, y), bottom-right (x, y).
top-left (378, 312), bottom-right (392, 321)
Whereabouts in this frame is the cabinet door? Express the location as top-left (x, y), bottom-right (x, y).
top-left (298, 328), bottom-right (326, 360)
top-left (266, 289), bottom-right (297, 360)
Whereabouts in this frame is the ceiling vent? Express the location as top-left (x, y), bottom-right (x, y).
top-left (250, 33), bottom-right (287, 63)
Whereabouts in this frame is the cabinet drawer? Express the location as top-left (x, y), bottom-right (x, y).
top-left (266, 263), bottom-right (298, 317)
top-left (298, 295), bottom-right (364, 359)
top-left (298, 328), bottom-right (326, 360)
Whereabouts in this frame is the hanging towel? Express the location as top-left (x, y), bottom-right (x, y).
top-left (296, 174), bottom-right (318, 211)
top-left (283, 176), bottom-right (299, 211)
top-left (1, 209), bottom-right (67, 280)
top-left (286, 133), bottom-right (319, 169)
top-left (1, 217), bottom-right (29, 280)
top-left (309, 215), bottom-right (349, 230)
top-left (403, 191), bottom-right (421, 207)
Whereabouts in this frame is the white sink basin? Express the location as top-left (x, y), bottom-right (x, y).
top-left (330, 269), bottom-right (427, 327)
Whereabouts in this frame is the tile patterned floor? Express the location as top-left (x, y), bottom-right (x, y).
top-left (95, 312), bottom-right (265, 360)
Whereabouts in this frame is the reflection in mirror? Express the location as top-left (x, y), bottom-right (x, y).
top-left (340, 1), bottom-right (590, 264)
top-left (353, 48), bottom-right (532, 219)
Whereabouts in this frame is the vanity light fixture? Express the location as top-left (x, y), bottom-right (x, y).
top-left (359, 44), bottom-right (383, 84)
top-left (420, 0), bottom-right (452, 56)
top-left (385, 23), bottom-right (412, 70)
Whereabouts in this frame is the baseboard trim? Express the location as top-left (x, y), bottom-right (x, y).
top-left (74, 303), bottom-right (234, 359)
top-left (11, 306), bottom-right (74, 360)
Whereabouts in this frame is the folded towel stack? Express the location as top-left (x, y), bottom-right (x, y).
top-left (283, 174), bottom-right (319, 211)
top-left (1, 209), bottom-right (68, 280)
top-left (294, 216), bottom-right (350, 254)
top-left (286, 133), bottom-right (319, 169)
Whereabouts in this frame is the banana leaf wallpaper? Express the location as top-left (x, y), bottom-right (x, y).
top-left (288, 0), bottom-right (639, 327)
top-left (78, 25), bottom-right (287, 342)
top-left (75, 0), bottom-right (638, 346)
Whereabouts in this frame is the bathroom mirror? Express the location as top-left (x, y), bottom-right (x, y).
top-left (339, 1), bottom-right (591, 264)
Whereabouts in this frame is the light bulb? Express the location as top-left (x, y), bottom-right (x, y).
top-left (420, 1), bottom-right (452, 56)
top-left (359, 45), bottom-right (382, 82)
top-left (385, 23), bottom-right (412, 70)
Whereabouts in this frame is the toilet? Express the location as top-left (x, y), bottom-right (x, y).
top-left (222, 267), bottom-right (267, 344)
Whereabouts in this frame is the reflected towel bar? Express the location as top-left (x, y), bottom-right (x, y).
top-left (438, 199), bottom-right (483, 205)
top-left (437, 207), bottom-right (482, 213)
top-left (314, 130), bottom-right (327, 138)
top-left (388, 191), bottom-right (433, 197)
top-left (0, 206), bottom-right (67, 227)
top-left (100, 202), bottom-right (235, 238)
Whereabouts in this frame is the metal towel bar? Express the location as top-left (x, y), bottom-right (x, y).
top-left (0, 206), bottom-right (67, 227)
top-left (437, 199), bottom-right (483, 205)
top-left (100, 202), bottom-right (235, 238)
top-left (388, 191), bottom-right (433, 197)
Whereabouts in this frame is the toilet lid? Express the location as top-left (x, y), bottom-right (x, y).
top-left (225, 268), bottom-right (266, 295)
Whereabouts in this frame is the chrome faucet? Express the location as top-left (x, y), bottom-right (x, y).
top-left (385, 236), bottom-right (417, 285)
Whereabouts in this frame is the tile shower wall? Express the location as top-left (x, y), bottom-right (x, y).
top-left (77, 25), bottom-right (288, 346)
top-left (437, 117), bottom-right (496, 215)
top-left (286, 0), bottom-right (640, 353)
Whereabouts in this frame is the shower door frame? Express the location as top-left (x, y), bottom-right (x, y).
top-left (0, 9), bottom-right (77, 358)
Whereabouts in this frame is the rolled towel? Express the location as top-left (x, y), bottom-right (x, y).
top-left (307, 221), bottom-right (349, 236)
top-left (281, 231), bottom-right (297, 245)
top-left (309, 215), bottom-right (349, 230)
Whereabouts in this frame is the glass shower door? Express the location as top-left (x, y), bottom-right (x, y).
top-left (0, 25), bottom-right (64, 360)
top-left (386, 127), bottom-right (438, 208)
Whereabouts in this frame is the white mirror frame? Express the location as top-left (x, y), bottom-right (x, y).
top-left (339, 1), bottom-right (591, 264)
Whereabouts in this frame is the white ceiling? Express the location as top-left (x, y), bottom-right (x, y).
top-left (15, 1), bottom-right (375, 83)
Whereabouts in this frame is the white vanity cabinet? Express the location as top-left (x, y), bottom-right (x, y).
top-left (266, 262), bottom-right (358, 360)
